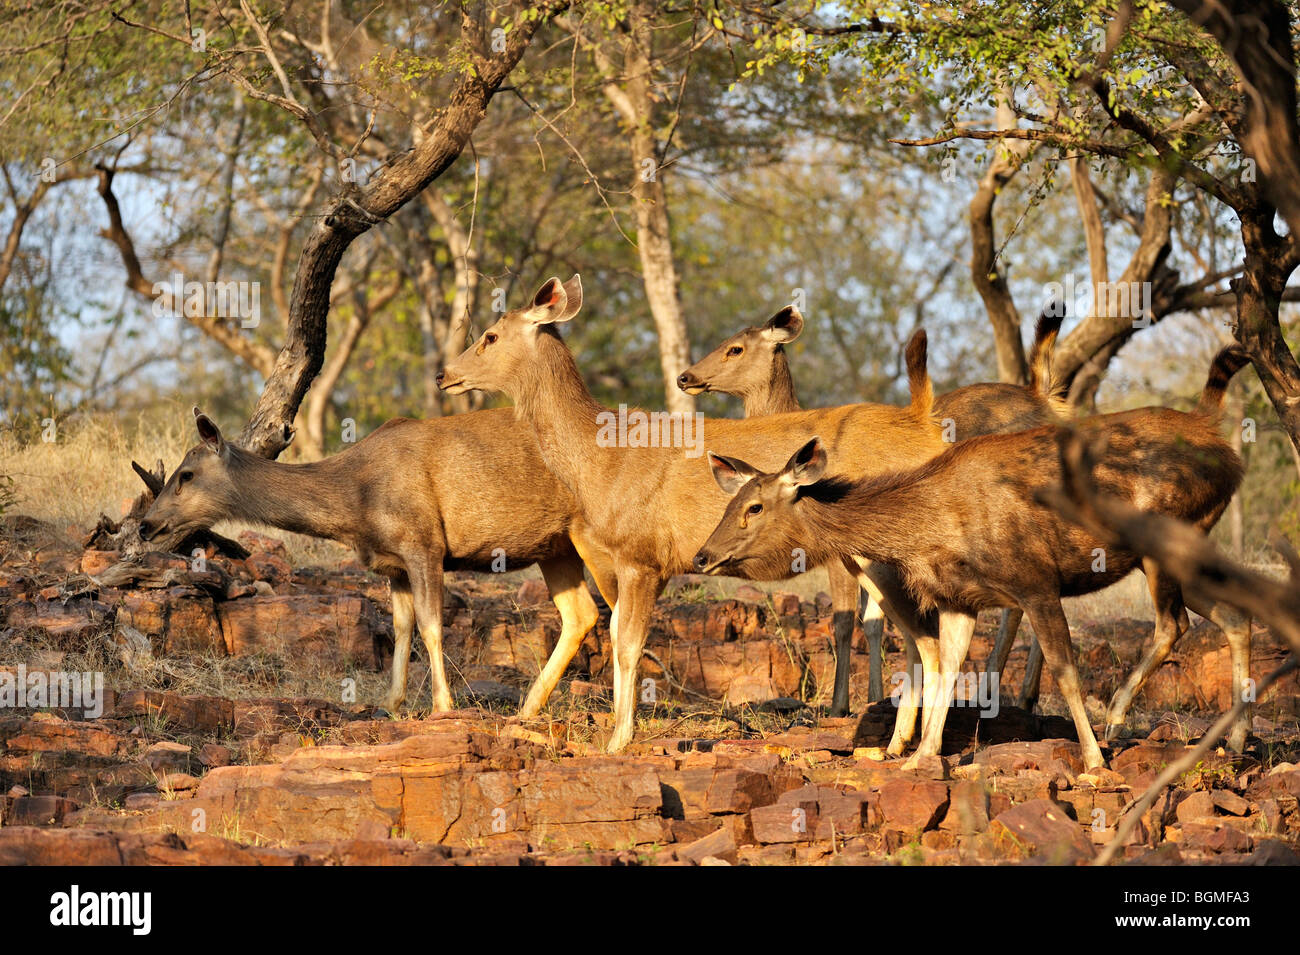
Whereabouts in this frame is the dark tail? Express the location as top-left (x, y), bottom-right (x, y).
top-left (904, 328), bottom-right (934, 421)
top-left (1195, 345), bottom-right (1251, 418)
top-left (1027, 307), bottom-right (1067, 407)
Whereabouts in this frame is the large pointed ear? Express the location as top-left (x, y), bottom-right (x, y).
top-left (525, 276), bottom-right (577, 325)
top-left (708, 451), bottom-right (764, 496)
top-left (558, 274), bottom-right (583, 322)
top-left (761, 305), bottom-right (804, 344)
top-left (778, 437), bottom-right (827, 491)
top-left (193, 407), bottom-right (225, 455)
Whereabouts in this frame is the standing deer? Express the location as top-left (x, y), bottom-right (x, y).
top-left (693, 346), bottom-right (1253, 768)
top-left (438, 275), bottom-right (955, 753)
top-left (678, 304), bottom-right (1068, 712)
top-left (138, 408), bottom-right (615, 717)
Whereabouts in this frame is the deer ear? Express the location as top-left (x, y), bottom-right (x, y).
top-left (708, 452), bottom-right (762, 496)
top-left (558, 274), bottom-right (583, 322)
top-left (779, 437), bottom-right (827, 490)
top-left (194, 411), bottom-right (224, 455)
top-left (762, 306), bottom-right (804, 344)
top-left (526, 277), bottom-right (573, 325)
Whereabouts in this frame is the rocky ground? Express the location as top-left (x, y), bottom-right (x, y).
top-left (1, 514), bottom-right (1298, 866)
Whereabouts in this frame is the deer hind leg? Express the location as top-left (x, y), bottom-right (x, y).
top-left (985, 607), bottom-right (1023, 684)
top-left (827, 561), bottom-right (862, 716)
top-left (1018, 639), bottom-right (1043, 712)
top-left (383, 576), bottom-right (415, 713)
top-left (1025, 598), bottom-right (1104, 769)
top-left (518, 556), bottom-right (602, 719)
top-left (607, 568), bottom-right (665, 753)
top-left (1105, 561), bottom-right (1187, 740)
top-left (1184, 591), bottom-right (1253, 753)
top-left (908, 610), bottom-right (977, 766)
top-left (408, 559), bottom-right (454, 713)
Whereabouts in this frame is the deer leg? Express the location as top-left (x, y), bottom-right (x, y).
top-left (864, 596), bottom-right (886, 704)
top-left (1105, 561), bottom-right (1187, 740)
top-left (607, 568), bottom-right (664, 753)
top-left (382, 576), bottom-right (415, 713)
top-left (519, 556), bottom-right (602, 719)
top-left (1024, 598), bottom-right (1105, 769)
top-left (852, 558), bottom-right (938, 756)
top-left (1017, 640), bottom-right (1043, 712)
top-left (408, 560), bottom-right (454, 713)
top-left (1183, 591), bottom-right (1253, 753)
top-left (828, 561), bottom-right (861, 716)
top-left (986, 607), bottom-right (1023, 684)
top-left (908, 610), bottom-right (977, 766)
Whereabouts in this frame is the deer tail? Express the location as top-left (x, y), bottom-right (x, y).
top-left (905, 328), bottom-right (934, 422)
top-left (1195, 345), bottom-right (1251, 418)
top-left (1028, 307), bottom-right (1068, 411)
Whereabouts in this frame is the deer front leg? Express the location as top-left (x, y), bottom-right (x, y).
top-left (852, 558), bottom-right (938, 756)
top-left (1105, 561), bottom-right (1187, 741)
top-left (519, 556), bottom-right (601, 718)
top-left (907, 610), bottom-right (977, 767)
top-left (827, 561), bottom-right (862, 716)
top-left (607, 568), bottom-right (664, 753)
top-left (383, 577), bottom-right (415, 713)
top-left (1184, 591), bottom-right (1253, 753)
top-left (1025, 598), bottom-right (1104, 769)
top-left (408, 560), bottom-right (454, 713)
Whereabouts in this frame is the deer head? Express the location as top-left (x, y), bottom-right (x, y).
top-left (692, 436), bottom-right (828, 579)
top-left (677, 305), bottom-right (804, 398)
top-left (438, 274), bottom-right (583, 400)
top-left (138, 409), bottom-right (243, 546)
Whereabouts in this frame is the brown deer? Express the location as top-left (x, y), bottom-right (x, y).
top-left (693, 346), bottom-right (1253, 769)
top-left (438, 275), bottom-right (953, 753)
top-left (678, 304), bottom-right (1068, 712)
top-left (138, 408), bottom-right (615, 717)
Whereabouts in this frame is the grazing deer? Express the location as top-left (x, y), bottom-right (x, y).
top-left (678, 304), bottom-right (1068, 712)
top-left (693, 346), bottom-right (1252, 768)
top-left (138, 408), bottom-right (613, 717)
top-left (438, 275), bottom-right (953, 752)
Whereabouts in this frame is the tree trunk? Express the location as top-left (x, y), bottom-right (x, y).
top-left (1233, 213), bottom-right (1300, 456)
top-left (968, 96), bottom-right (1031, 384)
top-left (602, 2), bottom-right (694, 414)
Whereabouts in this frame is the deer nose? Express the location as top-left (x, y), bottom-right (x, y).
top-left (677, 372), bottom-right (696, 390)
top-left (693, 552), bottom-right (709, 572)
top-left (138, 519), bottom-right (156, 541)
top-left (435, 371), bottom-right (446, 387)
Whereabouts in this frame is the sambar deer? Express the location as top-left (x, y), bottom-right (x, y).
top-left (438, 275), bottom-right (954, 753)
top-left (139, 408), bottom-right (613, 717)
top-left (693, 345), bottom-right (1253, 769)
top-left (678, 304), bottom-right (1068, 712)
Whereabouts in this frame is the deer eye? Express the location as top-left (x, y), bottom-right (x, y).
top-left (485, 332), bottom-right (498, 345)
top-left (747, 502), bottom-right (763, 516)
top-left (179, 470), bottom-right (194, 484)
top-left (727, 346), bottom-right (743, 357)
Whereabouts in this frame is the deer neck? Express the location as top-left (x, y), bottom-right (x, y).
top-left (797, 472), bottom-right (940, 569)
top-left (222, 448), bottom-right (358, 543)
top-left (513, 330), bottom-right (611, 494)
top-left (743, 350), bottom-right (801, 417)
